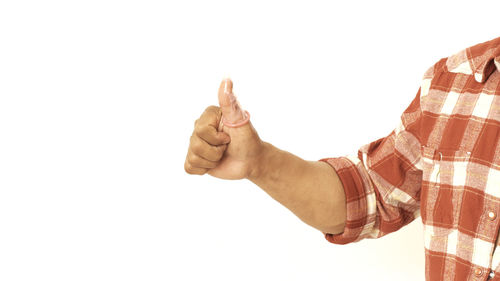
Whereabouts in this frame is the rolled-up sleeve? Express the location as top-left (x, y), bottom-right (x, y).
top-left (319, 63), bottom-right (439, 244)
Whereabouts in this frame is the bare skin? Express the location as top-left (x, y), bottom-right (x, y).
top-left (184, 78), bottom-right (346, 234)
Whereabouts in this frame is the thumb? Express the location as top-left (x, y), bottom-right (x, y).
top-left (218, 78), bottom-right (246, 124)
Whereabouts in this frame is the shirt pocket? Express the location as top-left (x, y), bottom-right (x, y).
top-left (420, 145), bottom-right (472, 235)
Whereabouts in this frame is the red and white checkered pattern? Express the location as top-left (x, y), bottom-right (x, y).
top-left (320, 36), bottom-right (500, 281)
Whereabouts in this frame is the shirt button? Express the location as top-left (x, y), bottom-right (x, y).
top-left (489, 211), bottom-right (497, 220)
top-left (475, 267), bottom-right (484, 276)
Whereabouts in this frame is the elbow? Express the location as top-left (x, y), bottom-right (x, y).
top-left (314, 199), bottom-right (346, 235)
top-left (313, 201), bottom-right (346, 235)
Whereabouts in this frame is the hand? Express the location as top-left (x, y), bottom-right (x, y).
top-left (184, 78), bottom-right (265, 180)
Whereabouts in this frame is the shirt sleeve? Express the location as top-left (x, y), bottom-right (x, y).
top-left (319, 62), bottom-right (440, 245)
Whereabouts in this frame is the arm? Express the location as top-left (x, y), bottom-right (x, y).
top-left (248, 142), bottom-right (346, 235)
top-left (186, 70), bottom-right (434, 241)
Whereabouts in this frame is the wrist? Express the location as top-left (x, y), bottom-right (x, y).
top-left (247, 141), bottom-right (273, 182)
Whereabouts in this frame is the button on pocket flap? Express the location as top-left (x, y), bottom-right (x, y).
top-left (421, 146), bottom-right (472, 162)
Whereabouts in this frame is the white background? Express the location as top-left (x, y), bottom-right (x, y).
top-left (1, 0), bottom-right (499, 280)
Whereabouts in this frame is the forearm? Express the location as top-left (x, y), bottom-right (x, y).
top-left (248, 142), bottom-right (346, 234)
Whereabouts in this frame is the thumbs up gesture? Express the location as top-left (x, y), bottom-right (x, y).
top-left (185, 78), bottom-right (265, 180)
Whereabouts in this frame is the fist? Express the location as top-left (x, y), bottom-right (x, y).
top-left (184, 79), bottom-right (265, 180)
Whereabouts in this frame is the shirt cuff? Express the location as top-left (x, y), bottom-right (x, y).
top-left (319, 155), bottom-right (372, 245)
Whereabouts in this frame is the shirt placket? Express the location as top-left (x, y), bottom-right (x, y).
top-left (486, 215), bottom-right (500, 280)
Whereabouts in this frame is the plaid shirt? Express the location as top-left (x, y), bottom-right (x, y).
top-left (320, 36), bottom-right (500, 281)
